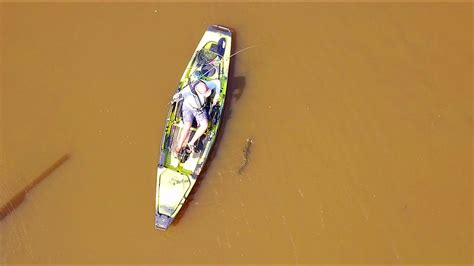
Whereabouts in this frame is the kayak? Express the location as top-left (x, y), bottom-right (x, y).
top-left (155, 25), bottom-right (232, 230)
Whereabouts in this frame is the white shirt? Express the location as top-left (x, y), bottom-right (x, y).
top-left (175, 80), bottom-right (221, 110)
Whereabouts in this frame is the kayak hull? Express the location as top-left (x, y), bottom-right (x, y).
top-left (155, 25), bottom-right (232, 230)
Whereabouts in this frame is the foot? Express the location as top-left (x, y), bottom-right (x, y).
top-left (172, 146), bottom-right (181, 158)
top-left (187, 143), bottom-right (197, 153)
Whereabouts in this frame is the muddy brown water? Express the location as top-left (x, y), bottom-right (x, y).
top-left (0, 3), bottom-right (471, 264)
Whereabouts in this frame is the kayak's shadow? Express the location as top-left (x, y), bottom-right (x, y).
top-left (172, 53), bottom-right (246, 227)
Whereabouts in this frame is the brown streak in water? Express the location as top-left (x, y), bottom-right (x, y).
top-left (238, 138), bottom-right (253, 175)
top-left (0, 154), bottom-right (70, 221)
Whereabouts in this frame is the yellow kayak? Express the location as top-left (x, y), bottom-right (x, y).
top-left (155, 25), bottom-right (232, 230)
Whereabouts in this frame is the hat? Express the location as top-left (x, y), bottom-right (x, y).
top-left (194, 81), bottom-right (212, 97)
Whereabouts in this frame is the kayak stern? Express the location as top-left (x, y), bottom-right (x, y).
top-left (155, 213), bottom-right (173, 230)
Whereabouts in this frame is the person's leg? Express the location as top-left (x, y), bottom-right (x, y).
top-left (175, 107), bottom-right (194, 155)
top-left (188, 120), bottom-right (208, 148)
top-left (188, 111), bottom-right (209, 149)
top-left (175, 121), bottom-right (192, 154)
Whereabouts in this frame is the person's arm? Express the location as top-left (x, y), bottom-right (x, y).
top-left (171, 92), bottom-right (183, 103)
top-left (171, 86), bottom-right (190, 103)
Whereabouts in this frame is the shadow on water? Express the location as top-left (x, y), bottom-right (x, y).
top-left (171, 30), bottom-right (248, 227)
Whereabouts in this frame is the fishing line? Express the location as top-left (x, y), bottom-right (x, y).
top-left (170, 44), bottom-right (258, 101)
top-left (193, 44), bottom-right (258, 80)
top-left (228, 44), bottom-right (258, 59)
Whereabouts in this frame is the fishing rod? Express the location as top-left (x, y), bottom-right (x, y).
top-left (169, 44), bottom-right (258, 105)
top-left (192, 44), bottom-right (258, 81)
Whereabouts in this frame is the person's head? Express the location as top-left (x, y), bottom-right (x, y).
top-left (195, 81), bottom-right (212, 97)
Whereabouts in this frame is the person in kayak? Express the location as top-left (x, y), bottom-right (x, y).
top-left (171, 79), bottom-right (220, 155)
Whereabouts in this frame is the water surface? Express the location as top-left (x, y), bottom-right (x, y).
top-left (0, 3), bottom-right (471, 264)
